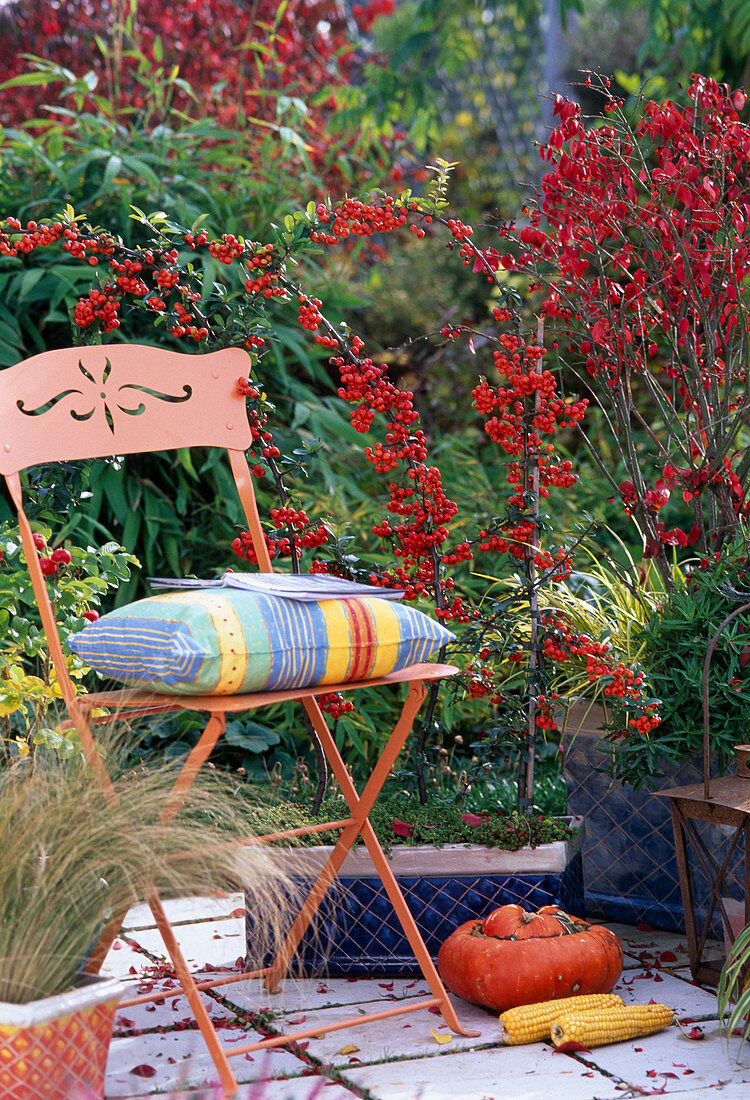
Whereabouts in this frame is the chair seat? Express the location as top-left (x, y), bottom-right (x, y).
top-left (77, 662), bottom-right (459, 713)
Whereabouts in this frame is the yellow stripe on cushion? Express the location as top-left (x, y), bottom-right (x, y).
top-left (202, 592), bottom-right (247, 693)
top-left (317, 597), bottom-right (404, 683)
top-left (366, 598), bottom-right (402, 677)
top-left (317, 599), bottom-right (354, 683)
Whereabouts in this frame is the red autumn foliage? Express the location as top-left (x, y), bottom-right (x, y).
top-left (0, 0), bottom-right (394, 182)
top-left (514, 74), bottom-right (750, 580)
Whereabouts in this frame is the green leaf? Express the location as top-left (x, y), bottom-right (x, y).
top-left (224, 720), bottom-right (281, 753)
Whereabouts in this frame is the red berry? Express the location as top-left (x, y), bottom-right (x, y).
top-left (32, 533), bottom-right (47, 550)
top-left (50, 547), bottom-right (72, 565)
top-left (39, 557), bottom-right (57, 576)
top-left (83, 609), bottom-right (100, 623)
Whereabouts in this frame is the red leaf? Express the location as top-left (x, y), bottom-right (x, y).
top-left (660, 950), bottom-right (677, 963)
top-left (392, 818), bottom-right (413, 838)
top-left (459, 812), bottom-right (490, 827)
top-left (553, 1041), bottom-right (591, 1054)
top-left (687, 1026), bottom-right (704, 1040)
top-left (130, 1065), bottom-right (156, 1078)
top-left (230, 907), bottom-right (245, 918)
top-left (637, 922), bottom-right (654, 931)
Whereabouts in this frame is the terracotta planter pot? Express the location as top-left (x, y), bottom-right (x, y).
top-left (0, 975), bottom-right (125, 1100)
top-left (563, 701), bottom-right (744, 933)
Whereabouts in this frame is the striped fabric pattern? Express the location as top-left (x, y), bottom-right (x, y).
top-left (68, 589), bottom-right (455, 695)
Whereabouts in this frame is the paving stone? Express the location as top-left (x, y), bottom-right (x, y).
top-left (103, 909), bottom-right (740, 1100)
top-left (105, 1028), bottom-right (306, 1096)
top-left (116, 1079), bottom-right (358, 1099)
top-left (100, 937), bottom-right (158, 981)
top-left (114, 977), bottom-right (233, 1034)
top-left (270, 994), bottom-right (498, 1068)
top-left (343, 1045), bottom-right (629, 1100)
top-left (221, 975), bottom-right (432, 1016)
top-left (123, 894), bottom-right (245, 931)
top-left (132, 918), bottom-right (247, 970)
top-left (605, 921), bottom-right (725, 971)
top-left (613, 967), bottom-right (720, 1019)
top-left (575, 1017), bottom-right (750, 1095)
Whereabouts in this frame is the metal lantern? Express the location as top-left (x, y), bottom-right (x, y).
top-left (659, 599), bottom-right (750, 985)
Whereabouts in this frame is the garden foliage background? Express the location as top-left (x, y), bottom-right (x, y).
top-left (2, 0), bottom-right (750, 815)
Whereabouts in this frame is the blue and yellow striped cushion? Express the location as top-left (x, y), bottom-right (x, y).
top-left (68, 589), bottom-right (455, 695)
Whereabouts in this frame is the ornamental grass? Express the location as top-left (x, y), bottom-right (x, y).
top-left (0, 743), bottom-right (300, 1004)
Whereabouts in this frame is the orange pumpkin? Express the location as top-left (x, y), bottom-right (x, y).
top-left (436, 903), bottom-right (623, 1012)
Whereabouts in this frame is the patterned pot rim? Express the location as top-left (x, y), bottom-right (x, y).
top-left (0, 973), bottom-right (127, 1029)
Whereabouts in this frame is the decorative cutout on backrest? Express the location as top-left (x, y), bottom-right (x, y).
top-left (0, 344), bottom-right (252, 474)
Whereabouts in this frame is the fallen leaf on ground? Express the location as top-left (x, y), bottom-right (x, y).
top-left (130, 1065), bottom-right (156, 1078)
top-left (430, 1028), bottom-right (452, 1045)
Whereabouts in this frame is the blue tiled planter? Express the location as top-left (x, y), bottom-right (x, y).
top-left (247, 838), bottom-right (583, 977)
top-left (564, 703), bottom-right (744, 935)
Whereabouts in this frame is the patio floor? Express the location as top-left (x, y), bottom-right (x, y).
top-left (101, 895), bottom-right (750, 1099)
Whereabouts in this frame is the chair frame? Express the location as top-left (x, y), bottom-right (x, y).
top-left (0, 344), bottom-right (477, 1096)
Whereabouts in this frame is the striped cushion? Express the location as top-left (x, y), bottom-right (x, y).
top-left (68, 589), bottom-right (455, 695)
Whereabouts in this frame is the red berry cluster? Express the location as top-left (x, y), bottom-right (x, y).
top-left (318, 692), bottom-right (355, 718)
top-left (541, 612), bottom-right (660, 737)
top-left (31, 533), bottom-right (72, 579)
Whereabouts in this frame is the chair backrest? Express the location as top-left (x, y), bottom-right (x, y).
top-left (0, 344), bottom-right (252, 472)
top-left (0, 344), bottom-right (271, 706)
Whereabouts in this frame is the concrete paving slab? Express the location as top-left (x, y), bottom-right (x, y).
top-left (613, 967), bottom-right (720, 1019)
top-left (576, 1017), bottom-right (750, 1095)
top-left (221, 975), bottom-right (432, 1016)
top-left (605, 921), bottom-right (725, 971)
top-left (117, 1078), bottom-right (359, 1099)
top-left (114, 976), bottom-right (233, 1034)
top-left (133, 918), bottom-right (246, 970)
top-left (123, 894), bottom-right (245, 931)
top-left (272, 993), bottom-right (498, 1068)
top-left (342, 1044), bottom-right (629, 1100)
top-left (106, 1029), bottom-right (306, 1096)
top-left (100, 936), bottom-right (159, 981)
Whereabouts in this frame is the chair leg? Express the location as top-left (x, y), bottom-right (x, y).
top-left (264, 686), bottom-right (479, 1036)
top-left (263, 684), bottom-right (425, 988)
top-left (358, 816), bottom-right (480, 1037)
top-left (149, 891), bottom-right (239, 1097)
top-left (85, 713), bottom-right (228, 974)
top-left (84, 905), bottom-right (131, 975)
top-left (159, 712), bottom-right (227, 823)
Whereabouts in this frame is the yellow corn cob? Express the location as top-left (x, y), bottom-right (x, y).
top-left (499, 993), bottom-right (624, 1045)
top-left (551, 1003), bottom-right (674, 1048)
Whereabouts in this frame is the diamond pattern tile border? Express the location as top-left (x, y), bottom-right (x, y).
top-left (0, 998), bottom-right (118, 1100)
top-left (565, 732), bottom-right (744, 934)
top-left (247, 858), bottom-right (583, 977)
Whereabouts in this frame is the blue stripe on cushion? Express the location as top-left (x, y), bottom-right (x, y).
top-left (70, 618), bottom-right (204, 686)
top-left (395, 603), bottom-right (447, 667)
top-left (257, 594), bottom-right (327, 690)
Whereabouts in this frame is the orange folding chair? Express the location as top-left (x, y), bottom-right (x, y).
top-left (0, 344), bottom-right (477, 1096)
